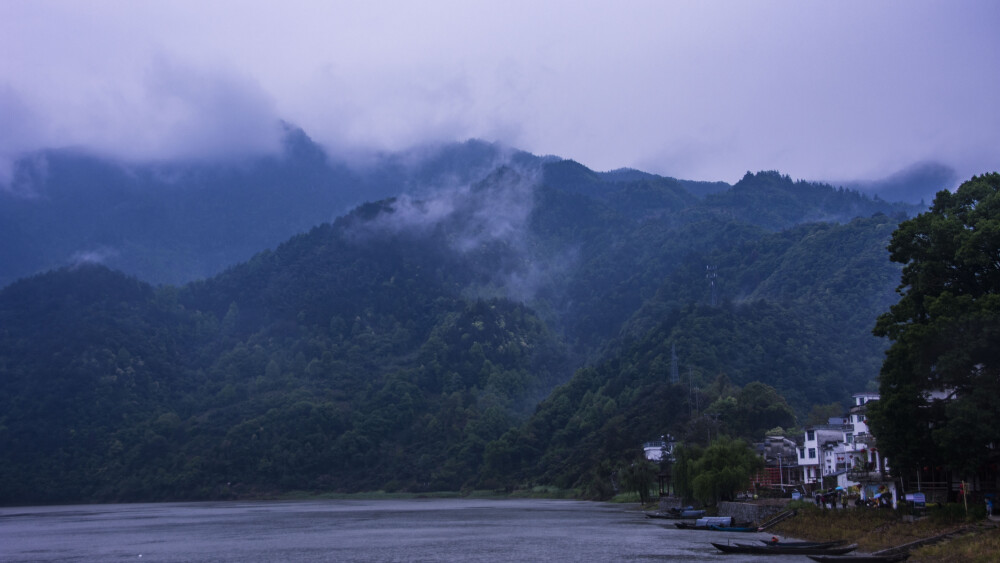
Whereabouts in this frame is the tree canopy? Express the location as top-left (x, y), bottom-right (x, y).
top-left (870, 173), bottom-right (1000, 477)
top-left (673, 437), bottom-right (762, 505)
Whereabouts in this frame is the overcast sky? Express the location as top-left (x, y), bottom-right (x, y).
top-left (1, 1), bottom-right (997, 186)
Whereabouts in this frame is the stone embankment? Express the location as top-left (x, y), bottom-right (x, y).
top-left (656, 497), bottom-right (789, 524)
top-left (717, 500), bottom-right (787, 524)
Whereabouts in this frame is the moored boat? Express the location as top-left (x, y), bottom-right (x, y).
top-left (709, 525), bottom-right (759, 532)
top-left (675, 520), bottom-right (753, 531)
top-left (808, 555), bottom-right (909, 563)
top-left (758, 539), bottom-right (848, 548)
top-left (645, 507), bottom-right (706, 519)
top-left (711, 542), bottom-right (859, 555)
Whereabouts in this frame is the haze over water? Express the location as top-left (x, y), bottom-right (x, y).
top-left (0, 498), bottom-right (812, 562)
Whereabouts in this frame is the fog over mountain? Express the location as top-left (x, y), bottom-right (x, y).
top-left (831, 161), bottom-right (960, 205)
top-left (2, 2), bottom-right (997, 191)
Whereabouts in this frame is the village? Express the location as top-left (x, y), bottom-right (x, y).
top-left (643, 392), bottom-right (988, 513)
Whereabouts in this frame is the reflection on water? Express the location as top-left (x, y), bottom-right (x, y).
top-left (0, 498), bottom-right (810, 562)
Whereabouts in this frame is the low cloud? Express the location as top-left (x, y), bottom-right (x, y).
top-left (0, 54), bottom-right (284, 191)
top-left (350, 161), bottom-right (574, 302)
top-left (70, 246), bottom-right (119, 267)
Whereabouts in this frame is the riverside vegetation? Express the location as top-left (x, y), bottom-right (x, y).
top-left (771, 503), bottom-right (998, 562)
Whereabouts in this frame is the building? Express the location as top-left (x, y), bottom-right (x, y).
top-left (754, 435), bottom-right (800, 492)
top-left (643, 435), bottom-right (675, 462)
top-left (797, 424), bottom-right (843, 485)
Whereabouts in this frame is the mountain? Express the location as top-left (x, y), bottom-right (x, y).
top-left (487, 214), bottom-right (904, 492)
top-left (0, 130), bottom-right (539, 288)
top-left (0, 170), bottom-right (570, 502)
top-left (832, 161), bottom-right (959, 205)
top-left (0, 138), bottom-right (926, 504)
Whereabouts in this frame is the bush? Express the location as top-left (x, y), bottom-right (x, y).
top-left (928, 502), bottom-right (986, 523)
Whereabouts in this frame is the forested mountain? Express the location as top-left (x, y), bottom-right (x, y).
top-left (486, 214), bottom-right (904, 494)
top-left (0, 140), bottom-right (929, 504)
top-left (0, 129), bottom-right (538, 288)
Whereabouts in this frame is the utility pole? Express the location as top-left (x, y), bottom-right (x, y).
top-left (670, 343), bottom-right (679, 384)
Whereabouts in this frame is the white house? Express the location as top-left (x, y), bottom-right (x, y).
top-left (844, 393), bottom-right (886, 475)
top-left (798, 424), bottom-right (843, 484)
top-left (792, 392), bottom-right (898, 506)
top-left (643, 435), bottom-right (675, 462)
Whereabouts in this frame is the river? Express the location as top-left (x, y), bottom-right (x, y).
top-left (0, 498), bottom-right (816, 562)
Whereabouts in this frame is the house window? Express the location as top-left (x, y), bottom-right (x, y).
top-left (845, 433), bottom-right (853, 443)
top-left (807, 430), bottom-right (815, 441)
top-left (799, 447), bottom-right (805, 459)
top-left (808, 448), bottom-right (816, 459)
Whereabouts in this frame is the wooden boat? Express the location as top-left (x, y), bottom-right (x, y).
top-left (674, 522), bottom-right (712, 530)
top-left (808, 555), bottom-right (909, 563)
top-left (646, 512), bottom-right (692, 520)
top-left (711, 542), bottom-right (859, 555)
top-left (758, 539), bottom-right (848, 548)
top-left (676, 520), bottom-right (753, 531)
top-left (709, 525), bottom-right (759, 532)
top-left (645, 509), bottom-right (705, 519)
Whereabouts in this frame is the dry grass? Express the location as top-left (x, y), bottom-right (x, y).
top-left (769, 504), bottom-right (992, 555)
top-left (910, 525), bottom-right (1000, 562)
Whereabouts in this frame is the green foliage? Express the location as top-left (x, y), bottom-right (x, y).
top-left (617, 456), bottom-right (659, 505)
top-left (671, 443), bottom-right (702, 503)
top-left (870, 173), bottom-right (1000, 477)
top-left (0, 159), bottom-right (925, 504)
top-left (676, 437), bottom-right (762, 505)
top-left (807, 402), bottom-right (848, 425)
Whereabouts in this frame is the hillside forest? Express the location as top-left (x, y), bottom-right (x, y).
top-left (0, 136), bottom-right (930, 504)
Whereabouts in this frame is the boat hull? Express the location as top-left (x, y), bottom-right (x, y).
top-left (712, 542), bottom-right (859, 555)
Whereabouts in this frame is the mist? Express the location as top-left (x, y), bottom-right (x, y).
top-left (347, 161), bottom-right (576, 303)
top-left (1, 1), bottom-right (998, 194)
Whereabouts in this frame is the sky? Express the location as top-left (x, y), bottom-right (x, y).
top-left (1, 1), bottom-right (998, 187)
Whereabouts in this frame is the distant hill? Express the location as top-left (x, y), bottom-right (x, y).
top-left (830, 161), bottom-right (959, 205)
top-left (0, 134), bottom-right (928, 504)
top-left (0, 130), bottom-right (540, 287)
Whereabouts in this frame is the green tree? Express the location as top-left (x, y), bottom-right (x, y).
top-left (723, 381), bottom-right (796, 441)
top-left (688, 436), bottom-right (762, 505)
top-left (618, 456), bottom-right (659, 504)
top-left (806, 402), bottom-right (846, 426)
top-left (870, 173), bottom-right (1000, 478)
top-left (671, 443), bottom-right (702, 503)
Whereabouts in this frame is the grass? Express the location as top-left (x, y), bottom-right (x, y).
top-left (911, 524), bottom-right (1000, 562)
top-left (769, 504), bottom-right (998, 560)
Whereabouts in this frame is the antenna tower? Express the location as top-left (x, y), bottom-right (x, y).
top-left (706, 265), bottom-right (718, 306)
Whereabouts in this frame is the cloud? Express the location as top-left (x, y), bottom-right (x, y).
top-left (70, 246), bottom-right (119, 267)
top-left (350, 161), bottom-right (570, 301)
top-left (1, 1), bottom-right (997, 193)
top-left (0, 51), bottom-right (283, 186)
top-left (359, 164), bottom-right (538, 249)
top-left (0, 84), bottom-right (45, 186)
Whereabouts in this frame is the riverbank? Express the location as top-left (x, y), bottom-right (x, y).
top-left (769, 503), bottom-right (999, 562)
top-left (273, 485), bottom-right (582, 502)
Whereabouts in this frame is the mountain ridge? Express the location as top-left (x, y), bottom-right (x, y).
top-left (0, 136), bottom-right (932, 503)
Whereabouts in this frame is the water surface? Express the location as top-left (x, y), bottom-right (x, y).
top-left (0, 498), bottom-right (811, 561)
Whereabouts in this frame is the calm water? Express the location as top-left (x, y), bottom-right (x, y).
top-left (0, 498), bottom-right (815, 562)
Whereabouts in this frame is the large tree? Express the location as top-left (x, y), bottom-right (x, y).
top-left (870, 173), bottom-right (1000, 478)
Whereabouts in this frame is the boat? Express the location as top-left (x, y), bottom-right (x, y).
top-left (758, 539), bottom-right (849, 548)
top-left (674, 522), bottom-right (712, 530)
top-left (808, 555), bottom-right (909, 563)
top-left (709, 525), bottom-right (759, 532)
top-left (711, 542), bottom-right (859, 555)
top-left (645, 508), bottom-right (706, 519)
top-left (675, 520), bottom-right (753, 531)
top-left (646, 512), bottom-right (699, 520)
